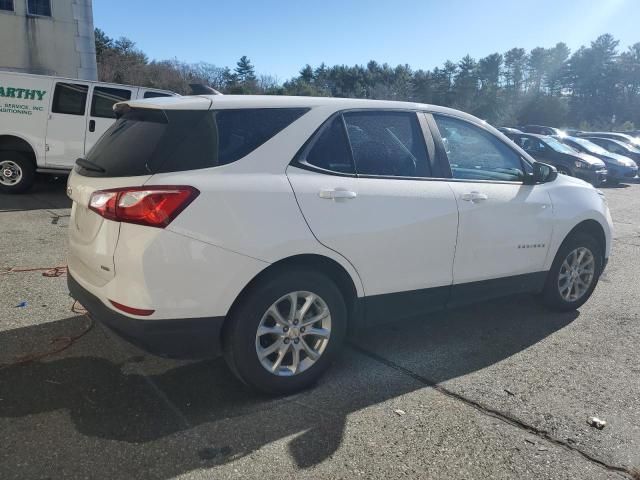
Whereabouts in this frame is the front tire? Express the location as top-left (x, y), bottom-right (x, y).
top-left (0, 152), bottom-right (35, 194)
top-left (223, 269), bottom-right (347, 395)
top-left (540, 232), bottom-right (603, 311)
top-left (556, 165), bottom-right (573, 177)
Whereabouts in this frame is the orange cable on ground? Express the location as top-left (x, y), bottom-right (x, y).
top-left (1, 265), bottom-right (67, 277)
top-left (0, 265), bottom-right (92, 369)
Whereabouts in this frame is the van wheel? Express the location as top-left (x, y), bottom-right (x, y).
top-left (0, 152), bottom-right (35, 194)
top-left (539, 232), bottom-right (603, 311)
top-left (223, 269), bottom-right (347, 395)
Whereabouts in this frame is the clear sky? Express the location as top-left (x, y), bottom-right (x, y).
top-left (94, 0), bottom-right (639, 81)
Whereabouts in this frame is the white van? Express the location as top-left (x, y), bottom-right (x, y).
top-left (0, 71), bottom-right (176, 193)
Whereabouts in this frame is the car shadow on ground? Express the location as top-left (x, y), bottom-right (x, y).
top-left (0, 296), bottom-right (578, 478)
top-left (600, 182), bottom-right (631, 189)
top-left (0, 175), bottom-right (69, 212)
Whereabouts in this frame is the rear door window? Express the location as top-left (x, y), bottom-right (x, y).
top-left (91, 87), bottom-right (132, 118)
top-left (343, 111), bottom-right (431, 177)
top-left (297, 116), bottom-right (355, 174)
top-left (79, 108), bottom-right (308, 177)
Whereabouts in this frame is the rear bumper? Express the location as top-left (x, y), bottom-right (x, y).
top-left (68, 273), bottom-right (225, 359)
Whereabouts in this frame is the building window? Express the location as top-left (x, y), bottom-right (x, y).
top-left (27, 0), bottom-right (51, 16)
top-left (0, 0), bottom-right (14, 12)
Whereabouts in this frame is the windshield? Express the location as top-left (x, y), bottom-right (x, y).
top-left (544, 136), bottom-right (576, 154)
top-left (572, 138), bottom-right (609, 155)
top-left (621, 141), bottom-right (640, 153)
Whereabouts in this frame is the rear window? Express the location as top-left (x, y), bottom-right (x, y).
top-left (79, 107), bottom-right (308, 177)
top-left (143, 91), bottom-right (173, 99)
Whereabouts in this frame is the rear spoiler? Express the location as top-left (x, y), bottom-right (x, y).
top-left (114, 103), bottom-right (130, 119)
top-left (189, 84), bottom-right (223, 95)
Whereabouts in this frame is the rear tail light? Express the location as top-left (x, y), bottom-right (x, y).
top-left (89, 186), bottom-right (199, 228)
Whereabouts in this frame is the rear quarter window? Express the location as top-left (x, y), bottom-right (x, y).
top-left (79, 108), bottom-right (308, 177)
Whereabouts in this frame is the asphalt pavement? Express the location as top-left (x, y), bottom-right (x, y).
top-left (0, 176), bottom-right (638, 479)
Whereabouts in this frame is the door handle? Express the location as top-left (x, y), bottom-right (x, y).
top-left (319, 189), bottom-right (357, 200)
top-left (89, 119), bottom-right (96, 132)
top-left (460, 191), bottom-right (488, 202)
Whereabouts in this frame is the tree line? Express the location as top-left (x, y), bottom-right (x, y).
top-left (95, 29), bottom-right (640, 130)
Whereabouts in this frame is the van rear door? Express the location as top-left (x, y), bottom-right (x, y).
top-left (84, 85), bottom-right (137, 153)
top-left (45, 80), bottom-right (91, 168)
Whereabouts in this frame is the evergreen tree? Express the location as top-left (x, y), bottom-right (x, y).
top-left (235, 56), bottom-right (257, 83)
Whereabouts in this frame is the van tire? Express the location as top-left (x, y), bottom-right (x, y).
top-left (0, 152), bottom-right (35, 194)
top-left (223, 269), bottom-right (347, 395)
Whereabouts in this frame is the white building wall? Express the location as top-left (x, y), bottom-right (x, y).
top-left (0, 0), bottom-right (98, 80)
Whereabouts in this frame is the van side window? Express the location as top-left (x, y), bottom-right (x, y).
top-left (144, 91), bottom-right (172, 99)
top-left (91, 87), bottom-right (132, 118)
top-left (52, 83), bottom-right (89, 116)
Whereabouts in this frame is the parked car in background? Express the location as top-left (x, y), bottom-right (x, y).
top-left (0, 71), bottom-right (177, 193)
top-left (578, 131), bottom-right (640, 148)
top-left (497, 127), bottom-right (522, 135)
top-left (584, 137), bottom-right (640, 167)
top-left (565, 129), bottom-right (582, 137)
top-left (66, 95), bottom-right (612, 394)
top-left (507, 133), bottom-right (606, 186)
top-left (521, 125), bottom-right (567, 137)
top-left (561, 136), bottom-right (638, 183)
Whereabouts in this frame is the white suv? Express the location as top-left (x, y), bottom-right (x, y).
top-left (67, 95), bottom-right (613, 394)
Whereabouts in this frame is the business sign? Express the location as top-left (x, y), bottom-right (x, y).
top-left (0, 85), bottom-right (47, 116)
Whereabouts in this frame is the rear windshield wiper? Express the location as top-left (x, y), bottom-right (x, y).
top-left (75, 158), bottom-right (106, 173)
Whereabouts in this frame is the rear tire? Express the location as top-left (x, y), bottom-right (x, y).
top-left (539, 232), bottom-right (603, 311)
top-left (223, 269), bottom-right (347, 395)
top-left (0, 152), bottom-right (35, 194)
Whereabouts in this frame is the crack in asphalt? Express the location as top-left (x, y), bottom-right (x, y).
top-left (47, 210), bottom-right (71, 225)
top-left (350, 343), bottom-right (633, 479)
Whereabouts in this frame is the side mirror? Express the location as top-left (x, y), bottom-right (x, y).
top-left (533, 162), bottom-right (558, 183)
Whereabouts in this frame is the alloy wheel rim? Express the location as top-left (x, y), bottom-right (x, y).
top-left (557, 247), bottom-right (595, 302)
top-left (0, 160), bottom-right (22, 186)
top-left (255, 291), bottom-right (332, 376)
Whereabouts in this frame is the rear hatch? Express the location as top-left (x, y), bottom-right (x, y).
top-left (68, 96), bottom-right (213, 287)
top-left (68, 96), bottom-right (309, 288)
top-left (68, 173), bottom-right (152, 286)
